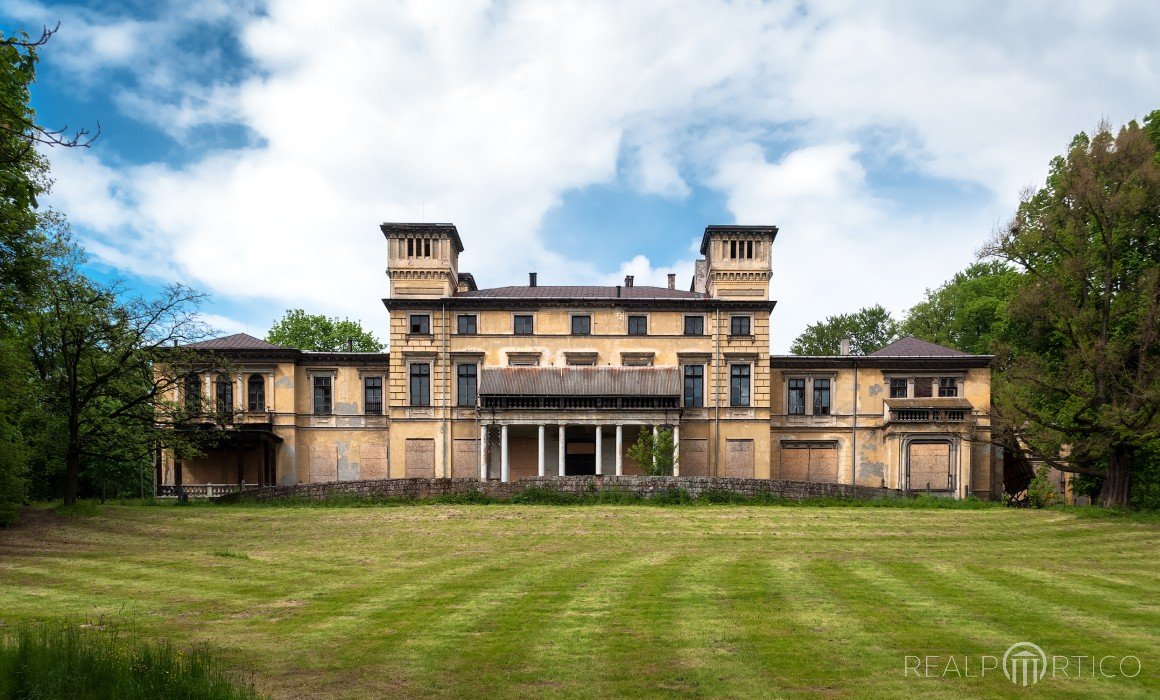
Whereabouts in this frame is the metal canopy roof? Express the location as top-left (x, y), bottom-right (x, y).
top-left (480, 367), bottom-right (680, 396)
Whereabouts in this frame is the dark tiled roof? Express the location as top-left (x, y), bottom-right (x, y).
top-left (185, 333), bottom-right (291, 351)
top-left (460, 285), bottom-right (705, 300)
top-left (867, 337), bottom-right (970, 357)
top-left (479, 367), bottom-right (680, 396)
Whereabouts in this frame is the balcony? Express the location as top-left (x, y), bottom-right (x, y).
top-left (884, 398), bottom-right (973, 425)
top-left (891, 408), bottom-right (968, 423)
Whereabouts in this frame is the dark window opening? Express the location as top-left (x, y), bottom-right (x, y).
top-left (215, 375), bottom-right (233, 414)
top-left (457, 314), bottom-right (477, 335)
top-left (571, 315), bottom-right (591, 335)
top-left (939, 377), bottom-right (958, 397)
top-left (788, 378), bottom-right (805, 415)
top-left (407, 238), bottom-right (414, 256)
top-left (730, 315), bottom-right (751, 336)
top-left (313, 376), bottom-right (332, 415)
top-left (410, 314), bottom-right (430, 334)
top-left (184, 373), bottom-right (201, 414)
top-left (684, 365), bottom-right (704, 407)
top-left (813, 378), bottom-right (831, 415)
top-left (684, 315), bottom-right (704, 336)
top-left (409, 363), bottom-right (430, 406)
top-left (627, 315), bottom-right (647, 335)
top-left (915, 379), bottom-right (933, 398)
top-left (514, 315), bottom-right (534, 335)
top-left (730, 364), bottom-right (751, 407)
top-left (247, 374), bottom-right (265, 412)
top-left (364, 376), bottom-right (383, 414)
top-left (890, 378), bottom-right (908, 399)
top-left (457, 364), bottom-right (478, 407)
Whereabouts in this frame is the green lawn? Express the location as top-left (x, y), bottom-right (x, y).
top-left (1, 503), bottom-right (1157, 698)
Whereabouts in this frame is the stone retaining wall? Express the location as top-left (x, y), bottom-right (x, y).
top-left (215, 476), bottom-right (904, 504)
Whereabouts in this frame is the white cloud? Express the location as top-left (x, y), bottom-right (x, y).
top-left (18, 0), bottom-right (1160, 350)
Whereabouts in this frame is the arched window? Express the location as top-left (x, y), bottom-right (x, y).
top-left (247, 374), bottom-right (265, 412)
top-left (183, 373), bottom-right (201, 414)
top-left (216, 374), bottom-right (233, 414)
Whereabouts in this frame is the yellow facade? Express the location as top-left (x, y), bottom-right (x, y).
top-left (159, 222), bottom-right (998, 499)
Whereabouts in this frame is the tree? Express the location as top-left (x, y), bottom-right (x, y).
top-left (790, 305), bottom-right (899, 355)
top-left (626, 427), bottom-right (675, 476)
top-left (28, 236), bottom-right (218, 505)
top-left (266, 309), bottom-right (384, 352)
top-left (901, 261), bottom-right (1024, 355)
top-left (982, 113), bottom-right (1160, 508)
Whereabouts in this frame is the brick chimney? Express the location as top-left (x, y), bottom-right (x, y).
top-left (529, 272), bottom-right (537, 287)
top-left (840, 337), bottom-right (851, 356)
top-left (624, 275), bottom-right (634, 287)
top-left (667, 273), bottom-right (676, 289)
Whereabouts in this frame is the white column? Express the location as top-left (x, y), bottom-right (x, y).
top-left (501, 424), bottom-right (510, 483)
top-left (615, 424), bottom-right (623, 476)
top-left (595, 425), bottom-right (603, 475)
top-left (537, 424), bottom-right (546, 477)
top-left (673, 424), bottom-right (680, 476)
top-left (653, 425), bottom-right (658, 440)
top-left (558, 425), bottom-right (566, 476)
top-left (479, 424), bottom-right (488, 480)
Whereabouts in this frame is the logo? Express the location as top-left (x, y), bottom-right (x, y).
top-left (1003, 642), bottom-right (1047, 686)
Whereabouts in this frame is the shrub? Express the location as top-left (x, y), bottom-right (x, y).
top-left (0, 621), bottom-right (259, 699)
top-left (1027, 465), bottom-right (1057, 509)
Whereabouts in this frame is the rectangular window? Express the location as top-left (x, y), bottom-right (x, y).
top-left (457, 364), bottom-right (477, 407)
top-left (683, 365), bottom-right (704, 408)
top-left (890, 378), bottom-right (908, 398)
top-left (409, 363), bottom-right (430, 406)
top-left (407, 238), bottom-right (414, 256)
top-left (730, 240), bottom-right (738, 258)
top-left (313, 376), bottom-right (332, 415)
top-left (215, 376), bottom-right (233, 414)
top-left (364, 376), bottom-right (383, 414)
top-left (423, 239), bottom-right (431, 256)
top-left (788, 378), bottom-right (805, 415)
top-left (939, 377), bottom-right (958, 397)
top-left (627, 315), bottom-right (647, 335)
top-left (457, 314), bottom-right (477, 335)
top-left (915, 379), bottom-right (933, 398)
top-left (730, 315), bottom-right (751, 336)
top-left (746, 240), bottom-right (754, 258)
top-left (730, 364), bottom-right (751, 407)
top-left (571, 315), bottom-right (591, 335)
top-left (684, 315), bottom-right (704, 336)
top-left (513, 314), bottom-right (534, 335)
top-left (813, 378), bottom-right (831, 415)
top-left (409, 313), bottom-right (430, 334)
top-left (247, 374), bottom-right (265, 412)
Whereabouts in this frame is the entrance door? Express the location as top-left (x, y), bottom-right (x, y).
top-left (907, 441), bottom-right (952, 491)
top-left (565, 436), bottom-right (596, 475)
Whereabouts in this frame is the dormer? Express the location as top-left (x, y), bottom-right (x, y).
top-left (383, 222), bottom-right (464, 299)
top-left (698, 224), bottom-right (777, 300)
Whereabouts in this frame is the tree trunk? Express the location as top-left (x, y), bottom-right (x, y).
top-left (1098, 446), bottom-right (1133, 508)
top-left (64, 442), bottom-right (80, 506)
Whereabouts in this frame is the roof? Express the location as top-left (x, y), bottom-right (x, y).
top-left (479, 367), bottom-right (680, 396)
top-left (700, 224), bottom-right (779, 255)
top-left (885, 397), bottom-right (973, 409)
top-left (868, 337), bottom-right (970, 357)
top-left (380, 222), bottom-right (464, 253)
top-left (184, 333), bottom-right (291, 351)
top-left (460, 285), bottom-right (705, 300)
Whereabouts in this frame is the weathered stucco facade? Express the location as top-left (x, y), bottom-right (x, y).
top-left (159, 222), bottom-right (998, 498)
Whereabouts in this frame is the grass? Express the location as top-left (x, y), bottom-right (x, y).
top-left (0, 620), bottom-right (259, 699)
top-left (0, 502), bottom-right (1157, 699)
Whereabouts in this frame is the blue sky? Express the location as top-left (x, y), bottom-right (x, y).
top-left (4, 0), bottom-right (1158, 352)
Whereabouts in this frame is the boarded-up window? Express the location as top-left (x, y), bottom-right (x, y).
top-left (405, 438), bottom-right (435, 478)
top-left (908, 441), bottom-right (951, 491)
top-left (361, 445), bottom-right (388, 480)
top-left (780, 442), bottom-right (839, 483)
top-left (725, 439), bottom-right (754, 478)
top-left (680, 439), bottom-right (708, 476)
top-left (309, 444), bottom-right (337, 483)
top-left (452, 439), bottom-right (480, 478)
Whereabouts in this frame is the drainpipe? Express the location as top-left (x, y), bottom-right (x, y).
top-left (713, 307), bottom-right (721, 477)
top-left (443, 303), bottom-right (450, 478)
top-left (852, 358), bottom-right (858, 486)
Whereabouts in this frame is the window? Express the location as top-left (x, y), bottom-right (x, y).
top-left (409, 363), bottom-right (430, 406)
top-left (567, 353), bottom-right (598, 366)
top-left (313, 376), bottom-right (332, 415)
top-left (890, 378), bottom-right (908, 399)
top-left (939, 377), bottom-right (958, 397)
top-left (247, 374), bottom-right (265, 412)
top-left (409, 314), bottom-right (430, 334)
top-left (730, 364), bottom-right (751, 407)
top-left (183, 373), bottom-right (201, 414)
top-left (914, 378), bottom-right (933, 398)
top-left (627, 315), bottom-right (647, 335)
top-left (215, 375), bottom-right (233, 414)
top-left (788, 378), bottom-right (805, 415)
top-left (683, 365), bottom-right (704, 408)
top-left (730, 315), bottom-right (751, 336)
top-left (684, 315), bottom-right (704, 336)
top-left (813, 378), bottom-right (831, 415)
top-left (457, 364), bottom-right (478, 406)
top-left (513, 314), bottom-right (534, 335)
top-left (457, 314), bottom-right (477, 335)
top-left (571, 315), bottom-right (591, 335)
top-left (364, 376), bottom-right (383, 414)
